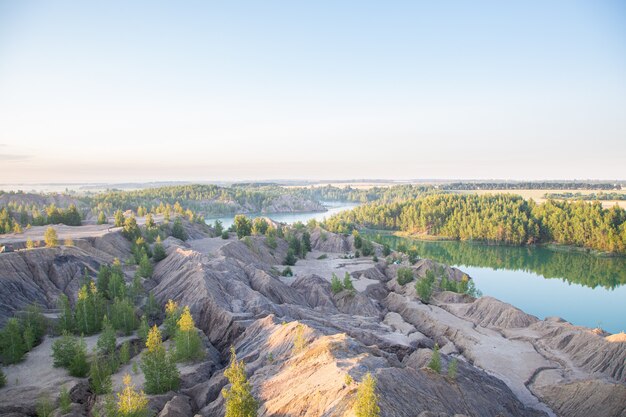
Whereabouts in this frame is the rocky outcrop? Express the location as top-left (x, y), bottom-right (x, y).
top-left (460, 296), bottom-right (539, 329)
top-left (158, 395), bottom-right (193, 417)
top-left (0, 247), bottom-right (104, 323)
top-left (310, 227), bottom-right (353, 253)
top-left (529, 318), bottom-right (626, 381)
top-left (197, 316), bottom-right (546, 417)
top-left (532, 379), bottom-right (626, 417)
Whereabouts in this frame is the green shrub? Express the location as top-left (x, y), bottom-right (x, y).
top-left (97, 316), bottom-right (117, 357)
top-left (281, 267), bottom-right (293, 277)
top-left (396, 267), bottom-right (414, 285)
top-left (36, 394), bottom-right (53, 417)
top-left (174, 307), bottom-right (204, 362)
top-left (447, 357), bottom-right (458, 380)
top-left (59, 386), bottom-right (72, 414)
top-left (52, 332), bottom-right (79, 368)
top-left (119, 341), bottom-right (131, 365)
top-left (90, 354), bottom-right (112, 395)
top-left (110, 298), bottom-right (138, 336)
top-left (221, 231), bottom-right (230, 239)
top-left (0, 318), bottom-right (27, 364)
top-left (283, 249), bottom-right (297, 266)
top-left (330, 273), bottom-right (343, 294)
top-left (343, 272), bottom-right (354, 291)
top-left (69, 338), bottom-right (89, 377)
top-left (152, 239), bottom-right (167, 262)
top-left (416, 270), bottom-right (435, 303)
top-left (428, 343), bottom-right (441, 373)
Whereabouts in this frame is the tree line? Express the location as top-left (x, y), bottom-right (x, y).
top-left (324, 194), bottom-right (626, 254)
top-left (368, 234), bottom-right (626, 290)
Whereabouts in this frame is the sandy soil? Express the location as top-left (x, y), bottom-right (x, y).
top-left (460, 189), bottom-right (626, 209)
top-left (279, 250), bottom-right (379, 291)
top-left (188, 237), bottom-right (231, 256)
top-left (0, 215), bottom-right (165, 246)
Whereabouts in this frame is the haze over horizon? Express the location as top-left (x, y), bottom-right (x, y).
top-left (1, 1), bottom-right (625, 183)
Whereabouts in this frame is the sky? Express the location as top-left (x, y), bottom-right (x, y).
top-left (0, 1), bottom-right (625, 183)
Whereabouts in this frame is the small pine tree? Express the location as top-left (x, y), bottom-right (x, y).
top-left (152, 237), bottom-right (166, 262)
top-left (292, 323), bottom-right (307, 355)
top-left (117, 374), bottom-right (149, 417)
top-left (354, 373), bottom-right (380, 417)
top-left (137, 315), bottom-right (150, 343)
top-left (114, 210), bottom-right (125, 227)
top-left (428, 343), bottom-right (441, 373)
top-left (222, 346), bottom-right (258, 417)
top-left (97, 211), bottom-right (108, 225)
top-left (164, 299), bottom-right (181, 338)
top-left (416, 272), bottom-right (434, 303)
top-left (283, 249), bottom-right (297, 266)
top-left (69, 337), bottom-right (89, 377)
top-left (171, 217), bottom-right (187, 241)
top-left (52, 332), bottom-right (79, 368)
top-left (57, 294), bottom-right (74, 333)
top-left (59, 386), bottom-right (72, 414)
top-left (36, 394), bottom-right (54, 417)
top-left (137, 253), bottom-right (153, 278)
top-left (144, 292), bottom-right (159, 320)
top-left (448, 357), bottom-right (458, 380)
top-left (141, 326), bottom-right (179, 394)
top-left (0, 318), bottom-right (27, 364)
top-left (119, 341), bottom-right (131, 365)
top-left (0, 367), bottom-right (6, 388)
top-left (397, 267), bottom-right (414, 285)
top-left (330, 273), bottom-right (343, 294)
top-left (97, 316), bottom-right (117, 357)
top-left (110, 298), bottom-right (138, 336)
top-left (44, 227), bottom-right (58, 248)
top-left (90, 353), bottom-right (113, 395)
top-left (174, 306), bottom-right (203, 362)
top-left (343, 272), bottom-right (354, 291)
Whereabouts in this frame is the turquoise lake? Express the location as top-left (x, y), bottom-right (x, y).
top-left (208, 204), bottom-right (626, 334)
top-left (366, 234), bottom-right (626, 334)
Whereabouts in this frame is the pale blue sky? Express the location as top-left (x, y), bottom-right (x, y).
top-left (0, 1), bottom-right (625, 182)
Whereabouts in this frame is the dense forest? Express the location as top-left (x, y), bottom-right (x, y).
top-left (545, 192), bottom-right (626, 201)
top-left (285, 184), bottom-right (432, 203)
top-left (324, 194), bottom-right (626, 254)
top-left (367, 235), bottom-right (626, 290)
top-left (0, 184), bottom-right (432, 226)
top-left (438, 182), bottom-right (622, 191)
top-left (0, 204), bottom-right (82, 234)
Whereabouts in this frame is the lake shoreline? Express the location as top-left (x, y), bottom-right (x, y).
top-left (367, 229), bottom-right (624, 258)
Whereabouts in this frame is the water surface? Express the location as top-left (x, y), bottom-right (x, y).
top-left (366, 234), bottom-right (626, 334)
top-left (205, 201), bottom-right (360, 229)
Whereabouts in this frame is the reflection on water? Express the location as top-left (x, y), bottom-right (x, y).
top-left (205, 201), bottom-right (360, 229)
top-left (367, 233), bottom-right (626, 334)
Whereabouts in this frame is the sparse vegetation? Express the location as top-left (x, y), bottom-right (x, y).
top-left (354, 373), bottom-right (380, 417)
top-left (396, 267), bottom-right (414, 285)
top-left (141, 325), bottom-right (179, 394)
top-left (222, 346), bottom-right (258, 417)
top-left (330, 273), bottom-right (343, 294)
top-left (174, 306), bottom-right (203, 362)
top-left (44, 227), bottom-right (58, 248)
top-left (116, 374), bottom-right (149, 417)
top-left (416, 270), bottom-right (435, 303)
top-left (448, 357), bottom-right (458, 380)
top-left (59, 386), bottom-right (72, 414)
top-left (428, 343), bottom-right (441, 373)
top-left (292, 323), bottom-right (307, 354)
